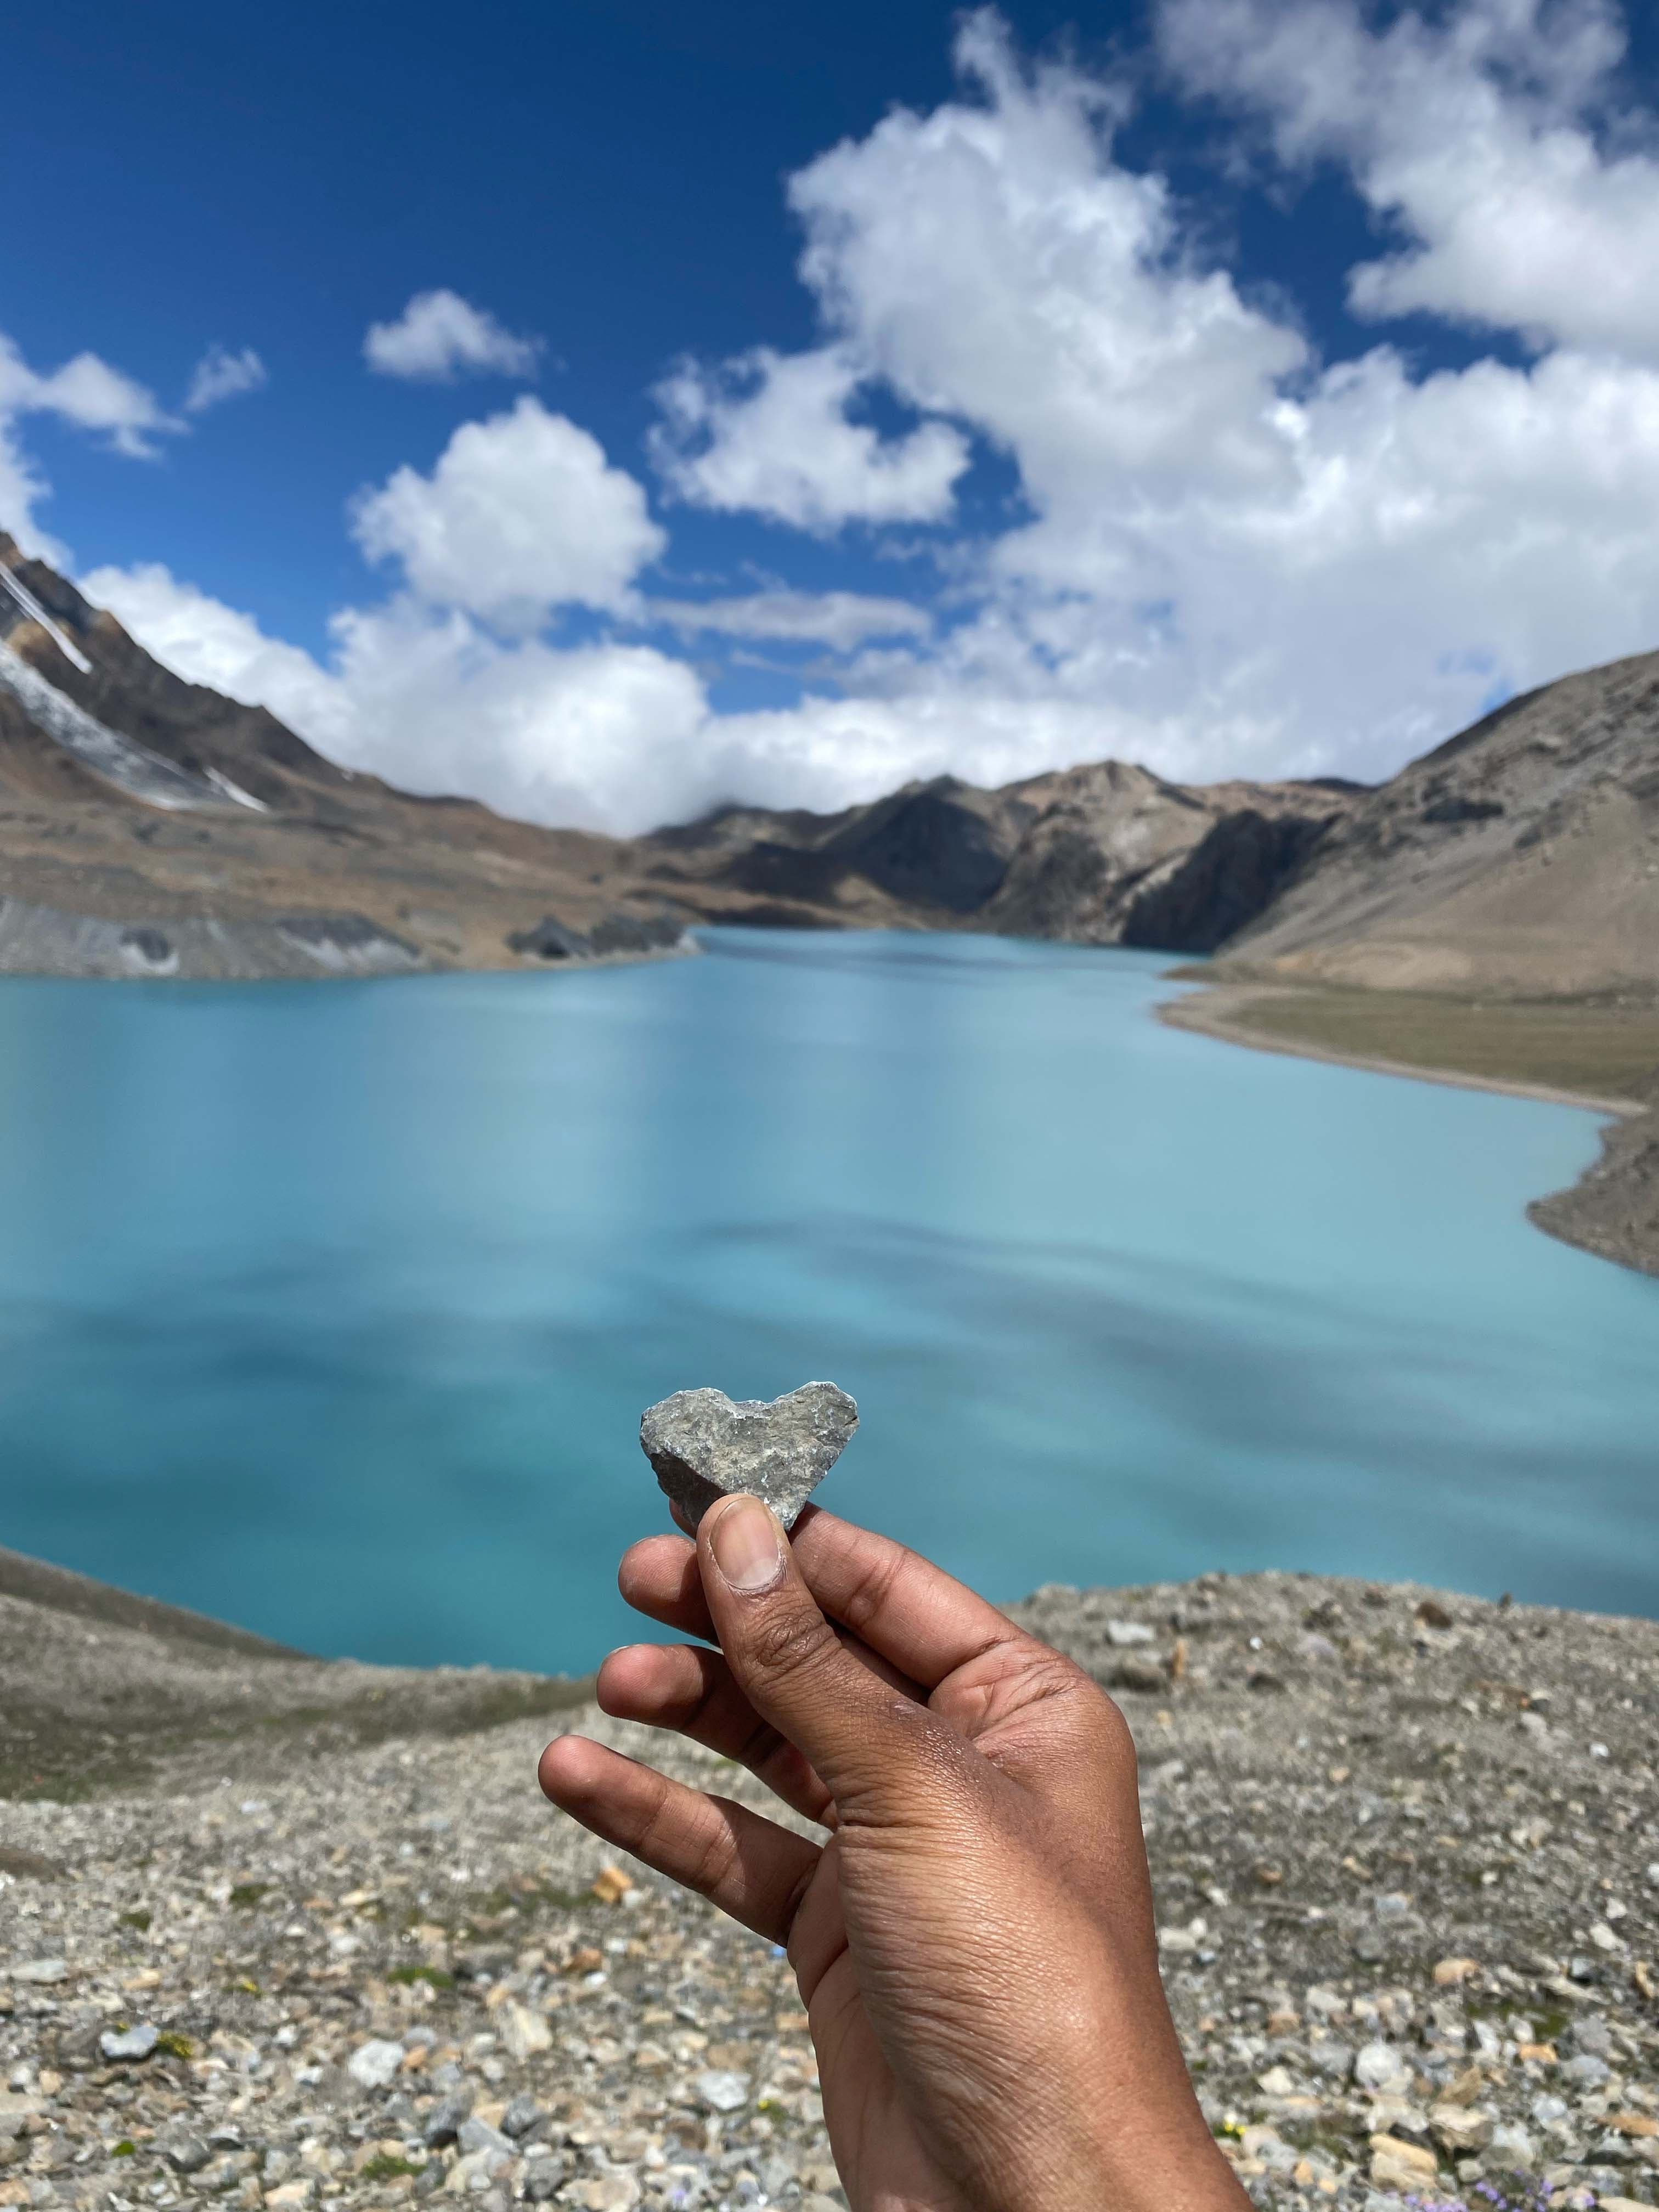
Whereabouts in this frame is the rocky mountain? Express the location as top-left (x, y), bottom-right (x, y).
top-left (639, 760), bottom-right (1359, 953)
top-left (0, 537), bottom-right (696, 979)
top-left (646, 647), bottom-right (1659, 998)
top-left (6, 534), bottom-right (1656, 994)
top-left (1221, 649), bottom-right (1659, 998)
top-left (0, 536), bottom-right (1365, 978)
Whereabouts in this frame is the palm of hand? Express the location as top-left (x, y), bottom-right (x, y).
top-left (798, 1855), bottom-right (968, 2212)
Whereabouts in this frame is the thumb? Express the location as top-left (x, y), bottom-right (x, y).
top-left (697, 1493), bottom-right (959, 1822)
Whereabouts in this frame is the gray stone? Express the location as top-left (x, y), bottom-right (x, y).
top-left (1561, 2052), bottom-right (1611, 2087)
top-left (640, 1381), bottom-right (857, 1531)
top-left (693, 2067), bottom-right (751, 2113)
top-left (458, 2117), bottom-right (514, 2158)
top-left (422, 2087), bottom-right (475, 2146)
top-left (8, 1959), bottom-right (67, 1984)
top-left (346, 2038), bottom-right (404, 2089)
top-left (1488, 2120), bottom-right (1536, 2171)
top-left (99, 2022), bottom-right (159, 2061)
top-left (157, 2131), bottom-right (213, 2175)
top-left (1354, 2040), bottom-right (1410, 2092)
top-left (522, 2159), bottom-right (569, 2204)
top-left (500, 2094), bottom-right (542, 2140)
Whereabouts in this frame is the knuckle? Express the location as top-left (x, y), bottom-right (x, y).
top-left (631, 1771), bottom-right (680, 1863)
top-left (743, 1600), bottom-right (839, 1687)
top-left (687, 1811), bottom-right (740, 1900)
top-left (685, 1668), bottom-right (727, 1734)
top-left (834, 1543), bottom-right (908, 1639)
top-left (1020, 1644), bottom-right (1093, 1703)
top-left (1084, 1679), bottom-right (1140, 1771)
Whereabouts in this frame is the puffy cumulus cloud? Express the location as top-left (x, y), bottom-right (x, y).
top-left (0, 327), bottom-right (180, 552)
top-left (326, 603), bottom-right (708, 828)
top-left (351, 396), bottom-right (666, 627)
top-left (0, 418), bottom-right (51, 554)
top-left (1160, 0), bottom-right (1659, 360)
top-left (184, 344), bottom-right (267, 414)
top-left (364, 290), bottom-right (542, 380)
top-left (84, 558), bottom-right (712, 834)
top-left (649, 589), bottom-right (930, 650)
top-left (637, 4), bottom-right (1659, 793)
top-left (57, 5), bottom-right (1659, 832)
top-left (81, 562), bottom-right (355, 751)
top-left (652, 346), bottom-right (970, 529)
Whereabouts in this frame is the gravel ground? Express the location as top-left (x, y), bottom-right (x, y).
top-left (2, 1563), bottom-right (1655, 2212)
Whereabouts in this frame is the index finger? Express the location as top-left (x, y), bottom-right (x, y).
top-left (624, 1504), bottom-right (1026, 1694)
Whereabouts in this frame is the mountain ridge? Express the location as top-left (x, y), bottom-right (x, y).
top-left (3, 534), bottom-right (1656, 1010)
top-left (0, 534), bottom-right (1367, 975)
top-left (2, 536), bottom-right (1657, 1269)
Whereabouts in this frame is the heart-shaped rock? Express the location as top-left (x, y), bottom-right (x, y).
top-left (640, 1381), bottom-right (858, 1532)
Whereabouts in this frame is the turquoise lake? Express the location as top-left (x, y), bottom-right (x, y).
top-left (1, 928), bottom-right (1655, 1671)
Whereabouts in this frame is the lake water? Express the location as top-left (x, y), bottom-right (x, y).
top-left (1, 928), bottom-right (1655, 1672)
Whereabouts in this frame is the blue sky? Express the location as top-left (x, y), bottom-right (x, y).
top-left (4, 0), bottom-right (1659, 831)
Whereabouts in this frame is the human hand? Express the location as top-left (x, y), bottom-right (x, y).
top-left (539, 1498), bottom-right (1246, 2212)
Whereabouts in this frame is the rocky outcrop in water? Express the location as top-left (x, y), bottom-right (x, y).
top-left (1529, 1075), bottom-right (1659, 1277)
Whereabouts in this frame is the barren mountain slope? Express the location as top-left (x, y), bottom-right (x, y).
top-left (1223, 650), bottom-right (1659, 997)
top-left (17, 533), bottom-right (1657, 998)
top-left (0, 537), bottom-right (1363, 974)
top-left (0, 538), bottom-right (694, 979)
top-left (641, 759), bottom-right (1358, 950)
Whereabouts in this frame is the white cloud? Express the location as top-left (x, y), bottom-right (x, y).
top-left (1159, 0), bottom-right (1659, 360)
top-left (0, 419), bottom-right (52, 555)
top-left (643, 4), bottom-right (1659, 794)
top-left (350, 395), bottom-right (666, 625)
top-left (326, 601), bottom-right (708, 827)
top-left (184, 344), bottom-right (267, 413)
top-left (82, 558), bottom-right (713, 833)
top-left (0, 331), bottom-right (177, 469)
top-left (0, 328), bottom-right (180, 552)
top-left (81, 561), bottom-right (355, 750)
top-left (652, 345), bottom-right (971, 529)
top-left (364, 290), bottom-right (542, 380)
top-left (649, 589), bottom-right (929, 650)
top-left (54, 6), bottom-right (1659, 837)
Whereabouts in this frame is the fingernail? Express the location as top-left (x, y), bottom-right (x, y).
top-left (709, 1494), bottom-right (786, 1594)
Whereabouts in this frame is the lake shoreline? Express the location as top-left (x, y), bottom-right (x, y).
top-left (1160, 976), bottom-right (1659, 1281)
top-left (3, 1547), bottom-right (1656, 2211)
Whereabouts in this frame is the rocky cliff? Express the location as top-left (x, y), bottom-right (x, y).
top-left (1221, 651), bottom-right (1659, 999)
top-left (5, 534), bottom-right (1657, 1000)
top-left (639, 761), bottom-right (1357, 951)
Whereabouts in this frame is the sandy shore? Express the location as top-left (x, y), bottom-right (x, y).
top-left (1160, 978), bottom-right (1659, 1279)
